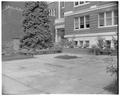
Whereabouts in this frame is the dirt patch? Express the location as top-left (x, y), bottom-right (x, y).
top-left (55, 55), bottom-right (79, 60)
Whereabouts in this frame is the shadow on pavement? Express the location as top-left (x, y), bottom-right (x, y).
top-left (104, 79), bottom-right (119, 94)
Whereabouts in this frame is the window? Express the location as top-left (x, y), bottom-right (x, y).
top-left (99, 13), bottom-right (104, 26)
top-left (61, 2), bottom-right (65, 8)
top-left (49, 9), bottom-right (55, 16)
top-left (74, 1), bottom-right (89, 7)
top-left (74, 15), bottom-right (90, 30)
top-left (106, 11), bottom-right (112, 26)
top-left (114, 10), bottom-right (118, 25)
top-left (80, 41), bottom-right (83, 48)
top-left (98, 10), bottom-right (118, 27)
top-left (74, 41), bottom-right (78, 46)
top-left (74, 17), bottom-right (79, 29)
top-left (53, 9), bottom-right (55, 16)
top-left (80, 16), bottom-right (84, 28)
top-left (85, 15), bottom-right (90, 28)
top-left (75, 2), bottom-right (79, 6)
top-left (80, 1), bottom-right (84, 4)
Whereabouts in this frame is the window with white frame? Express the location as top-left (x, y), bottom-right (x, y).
top-left (114, 10), bottom-right (118, 25)
top-left (49, 9), bottom-right (55, 16)
top-left (106, 11), bottom-right (112, 26)
top-left (74, 15), bottom-right (90, 30)
top-left (75, 2), bottom-right (79, 6)
top-left (85, 15), bottom-right (90, 28)
top-left (80, 16), bottom-right (84, 28)
top-left (74, 1), bottom-right (89, 7)
top-left (99, 13), bottom-right (104, 26)
top-left (98, 10), bottom-right (118, 27)
top-left (74, 17), bottom-right (79, 29)
top-left (61, 2), bottom-right (65, 8)
top-left (80, 1), bottom-right (84, 4)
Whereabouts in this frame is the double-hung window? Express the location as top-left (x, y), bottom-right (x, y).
top-left (75, 2), bottom-right (79, 6)
top-left (85, 15), bottom-right (90, 28)
top-left (49, 9), bottom-right (55, 16)
top-left (74, 17), bottom-right (79, 29)
top-left (106, 11), bottom-right (112, 26)
top-left (74, 1), bottom-right (89, 7)
top-left (99, 13), bottom-right (104, 26)
top-left (61, 2), bottom-right (65, 8)
top-left (98, 10), bottom-right (118, 27)
top-left (80, 16), bottom-right (84, 28)
top-left (74, 15), bottom-right (90, 30)
top-left (114, 10), bottom-right (118, 25)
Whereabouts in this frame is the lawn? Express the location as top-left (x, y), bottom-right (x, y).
top-left (2, 54), bottom-right (33, 61)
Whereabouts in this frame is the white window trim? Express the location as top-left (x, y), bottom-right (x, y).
top-left (112, 11), bottom-right (114, 25)
top-left (74, 17), bottom-right (79, 30)
top-left (74, 2), bottom-right (90, 7)
top-left (98, 10), bottom-right (118, 28)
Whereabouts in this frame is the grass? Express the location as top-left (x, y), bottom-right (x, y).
top-left (55, 55), bottom-right (78, 59)
top-left (2, 54), bottom-right (33, 61)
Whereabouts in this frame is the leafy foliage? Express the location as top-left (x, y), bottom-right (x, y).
top-left (97, 37), bottom-right (105, 49)
top-left (21, 1), bottom-right (53, 50)
top-left (112, 36), bottom-right (118, 50)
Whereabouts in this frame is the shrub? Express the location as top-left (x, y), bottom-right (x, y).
top-left (107, 65), bottom-right (118, 76)
top-left (89, 45), bottom-right (102, 55)
top-left (97, 37), bottom-right (105, 49)
top-left (83, 43), bottom-right (89, 48)
top-left (112, 36), bottom-right (118, 50)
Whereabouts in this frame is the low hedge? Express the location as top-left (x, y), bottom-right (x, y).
top-left (89, 48), bottom-right (117, 55)
top-left (19, 48), bottom-right (62, 55)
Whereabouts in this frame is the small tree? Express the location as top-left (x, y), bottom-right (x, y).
top-left (21, 1), bottom-right (53, 50)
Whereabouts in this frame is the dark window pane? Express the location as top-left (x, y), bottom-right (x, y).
top-left (80, 1), bottom-right (84, 4)
top-left (80, 16), bottom-right (84, 28)
top-left (85, 15), bottom-right (90, 28)
top-left (99, 13), bottom-right (104, 26)
top-left (75, 2), bottom-right (78, 5)
top-left (114, 10), bottom-right (118, 25)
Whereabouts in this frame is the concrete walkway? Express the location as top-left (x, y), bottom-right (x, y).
top-left (2, 53), bottom-right (117, 94)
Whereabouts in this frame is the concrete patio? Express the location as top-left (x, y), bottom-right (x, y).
top-left (2, 53), bottom-right (117, 94)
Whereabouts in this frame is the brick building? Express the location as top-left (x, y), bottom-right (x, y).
top-left (49, 1), bottom-right (118, 48)
top-left (2, 1), bottom-right (118, 51)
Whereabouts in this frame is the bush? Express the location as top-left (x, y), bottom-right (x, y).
top-left (107, 65), bottom-right (118, 76)
top-left (89, 45), bottom-right (100, 55)
top-left (97, 37), bottom-right (105, 49)
top-left (112, 36), bottom-right (118, 50)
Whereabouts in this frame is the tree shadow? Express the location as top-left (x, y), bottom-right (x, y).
top-left (104, 79), bottom-right (119, 94)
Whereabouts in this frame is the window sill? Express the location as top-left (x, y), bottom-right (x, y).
top-left (98, 25), bottom-right (118, 28)
top-left (74, 28), bottom-right (90, 31)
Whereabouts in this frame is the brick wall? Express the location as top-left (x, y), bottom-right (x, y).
top-left (65, 4), bottom-right (118, 36)
top-left (64, 1), bottom-right (117, 12)
top-left (48, 2), bottom-right (58, 19)
top-left (2, 8), bottom-right (24, 45)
